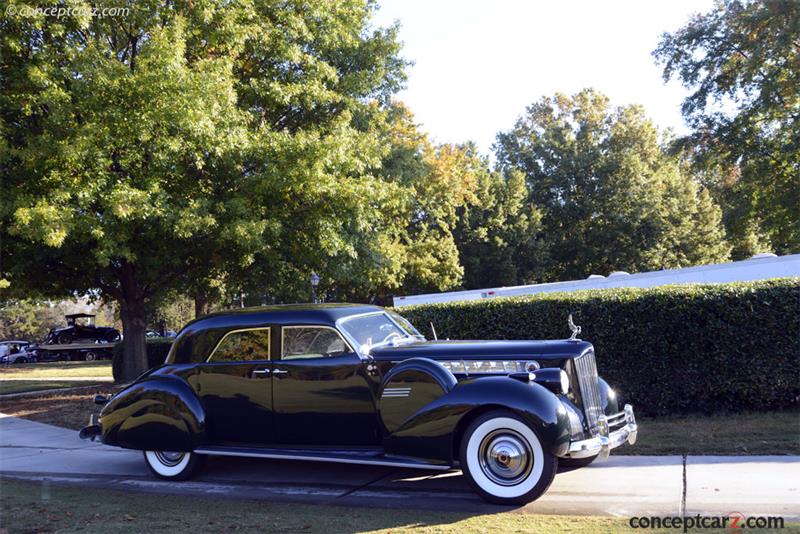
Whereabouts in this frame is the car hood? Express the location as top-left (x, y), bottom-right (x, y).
top-left (368, 339), bottom-right (592, 362)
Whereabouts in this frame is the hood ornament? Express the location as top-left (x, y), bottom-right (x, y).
top-left (567, 314), bottom-right (581, 341)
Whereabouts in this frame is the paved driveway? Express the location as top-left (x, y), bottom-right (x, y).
top-left (1, 413), bottom-right (797, 519)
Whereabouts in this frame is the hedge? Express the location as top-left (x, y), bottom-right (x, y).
top-left (396, 278), bottom-right (800, 416)
top-left (112, 338), bottom-right (173, 383)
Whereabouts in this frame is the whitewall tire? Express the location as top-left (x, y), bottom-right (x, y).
top-left (460, 411), bottom-right (558, 505)
top-left (143, 451), bottom-right (204, 480)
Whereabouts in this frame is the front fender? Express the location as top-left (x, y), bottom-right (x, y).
top-left (99, 375), bottom-right (205, 452)
top-left (598, 376), bottom-right (620, 416)
top-left (384, 376), bottom-right (571, 465)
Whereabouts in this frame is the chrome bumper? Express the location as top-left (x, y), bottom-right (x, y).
top-left (564, 404), bottom-right (637, 459)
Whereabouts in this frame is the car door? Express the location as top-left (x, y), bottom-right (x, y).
top-left (194, 327), bottom-right (275, 445)
top-left (273, 325), bottom-right (380, 446)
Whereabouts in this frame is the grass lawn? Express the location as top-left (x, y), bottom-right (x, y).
top-left (0, 362), bottom-right (113, 394)
top-left (0, 478), bottom-right (643, 534)
top-left (633, 410), bottom-right (800, 455)
top-left (0, 386), bottom-right (115, 427)
top-left (0, 380), bottom-right (112, 395)
top-left (0, 361), bottom-right (113, 378)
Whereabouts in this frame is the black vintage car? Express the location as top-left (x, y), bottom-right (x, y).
top-left (81, 304), bottom-right (637, 504)
top-left (45, 313), bottom-right (121, 345)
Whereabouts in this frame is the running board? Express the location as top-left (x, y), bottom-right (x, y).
top-left (194, 445), bottom-right (452, 471)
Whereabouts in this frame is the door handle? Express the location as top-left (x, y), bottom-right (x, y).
top-left (272, 369), bottom-right (288, 375)
top-left (252, 369), bottom-right (271, 377)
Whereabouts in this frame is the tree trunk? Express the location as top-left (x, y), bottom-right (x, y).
top-left (118, 297), bottom-right (148, 382)
top-left (117, 262), bottom-right (148, 382)
top-left (194, 294), bottom-right (211, 318)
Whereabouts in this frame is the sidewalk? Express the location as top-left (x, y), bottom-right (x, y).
top-left (1, 413), bottom-right (797, 518)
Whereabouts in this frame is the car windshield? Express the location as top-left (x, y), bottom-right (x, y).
top-left (387, 311), bottom-right (425, 339)
top-left (339, 312), bottom-right (423, 350)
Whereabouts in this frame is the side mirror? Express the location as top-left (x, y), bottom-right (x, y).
top-left (94, 395), bottom-right (108, 405)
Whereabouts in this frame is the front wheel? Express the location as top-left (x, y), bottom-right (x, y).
top-left (143, 451), bottom-right (205, 480)
top-left (104, 332), bottom-right (121, 343)
top-left (460, 410), bottom-right (558, 505)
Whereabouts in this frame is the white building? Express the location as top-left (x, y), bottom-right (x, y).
top-left (392, 253), bottom-right (800, 308)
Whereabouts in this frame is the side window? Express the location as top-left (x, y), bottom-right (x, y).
top-left (209, 328), bottom-right (271, 362)
top-left (282, 327), bottom-right (349, 360)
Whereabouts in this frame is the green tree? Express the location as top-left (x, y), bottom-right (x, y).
top-left (1, 1), bottom-right (406, 378)
top-left (0, 300), bottom-right (73, 342)
top-left (242, 103), bottom-right (487, 304)
top-left (454, 168), bottom-right (547, 288)
top-left (368, 103), bottom-right (485, 296)
top-left (495, 89), bottom-right (730, 280)
top-left (654, 0), bottom-right (800, 256)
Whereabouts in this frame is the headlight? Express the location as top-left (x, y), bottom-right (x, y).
top-left (560, 369), bottom-right (570, 394)
top-left (532, 368), bottom-right (570, 395)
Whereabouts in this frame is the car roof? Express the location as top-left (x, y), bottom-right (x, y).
top-left (190, 303), bottom-right (384, 328)
top-left (65, 313), bottom-right (96, 318)
top-left (0, 340), bottom-right (29, 344)
top-left (170, 303), bottom-right (387, 363)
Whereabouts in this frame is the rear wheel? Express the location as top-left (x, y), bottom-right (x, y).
top-left (84, 351), bottom-right (97, 362)
top-left (460, 410), bottom-right (558, 505)
top-left (143, 451), bottom-right (205, 480)
top-left (16, 357), bottom-right (28, 364)
top-left (56, 333), bottom-right (72, 345)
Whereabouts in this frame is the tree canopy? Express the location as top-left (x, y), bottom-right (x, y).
top-left (2, 1), bottom-right (780, 368)
top-left (654, 0), bottom-right (800, 257)
top-left (0, 0), bottom-right (408, 377)
top-left (495, 89), bottom-right (731, 281)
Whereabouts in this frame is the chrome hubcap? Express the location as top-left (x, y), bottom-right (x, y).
top-left (478, 430), bottom-right (532, 486)
top-left (155, 451), bottom-right (185, 466)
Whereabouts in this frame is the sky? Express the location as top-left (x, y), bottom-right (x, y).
top-left (371, 0), bottom-right (714, 155)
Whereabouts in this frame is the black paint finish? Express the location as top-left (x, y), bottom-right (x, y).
top-left (384, 377), bottom-right (571, 464)
top-left (95, 303), bottom-right (615, 469)
top-left (272, 352), bottom-right (380, 445)
top-left (369, 339), bottom-right (593, 362)
top-left (99, 373), bottom-right (205, 452)
top-left (195, 360), bottom-right (274, 444)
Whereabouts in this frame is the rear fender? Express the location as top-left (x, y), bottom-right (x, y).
top-left (383, 375), bottom-right (571, 465)
top-left (99, 375), bottom-right (205, 452)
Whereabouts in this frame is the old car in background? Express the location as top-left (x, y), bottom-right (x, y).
top-left (0, 340), bottom-right (34, 364)
top-left (82, 304), bottom-right (637, 505)
top-left (146, 329), bottom-right (178, 339)
top-left (43, 313), bottom-right (120, 345)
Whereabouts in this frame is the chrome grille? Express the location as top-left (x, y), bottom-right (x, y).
top-left (574, 351), bottom-right (603, 435)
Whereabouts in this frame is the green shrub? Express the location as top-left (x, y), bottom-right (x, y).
top-left (112, 338), bottom-right (173, 383)
top-left (396, 278), bottom-right (800, 415)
